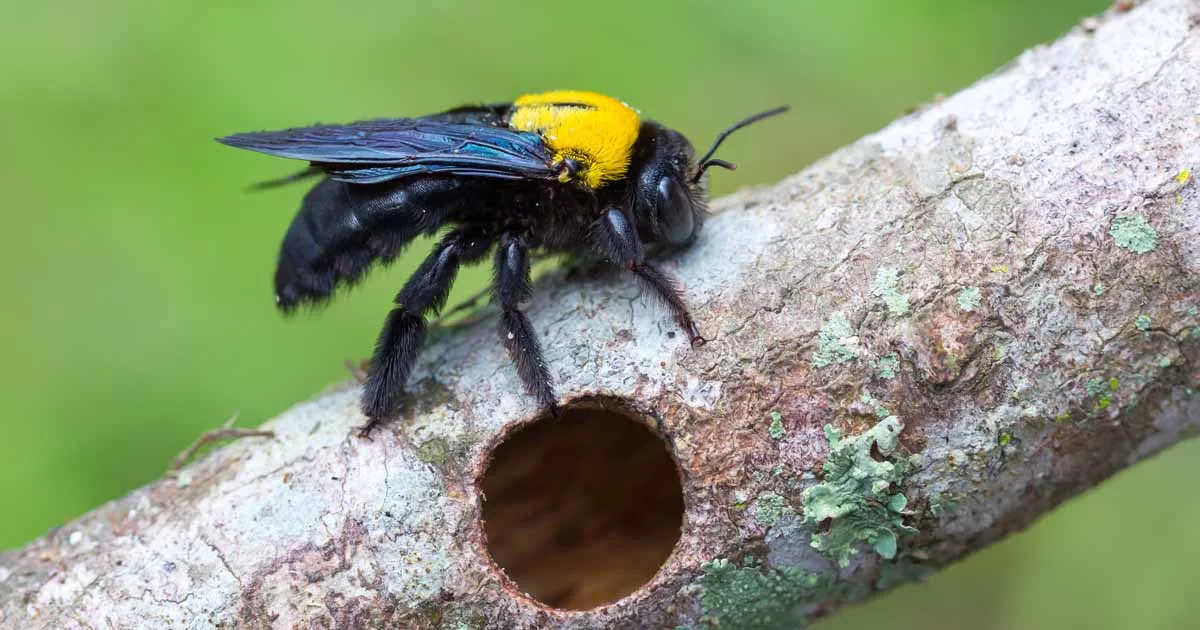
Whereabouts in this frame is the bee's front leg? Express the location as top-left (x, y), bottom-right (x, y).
top-left (592, 208), bottom-right (704, 346)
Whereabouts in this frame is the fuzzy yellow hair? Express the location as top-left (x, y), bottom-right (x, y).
top-left (508, 90), bottom-right (641, 189)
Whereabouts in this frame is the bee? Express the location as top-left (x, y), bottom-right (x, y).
top-left (218, 90), bottom-right (786, 436)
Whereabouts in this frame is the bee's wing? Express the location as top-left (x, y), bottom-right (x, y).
top-left (217, 118), bottom-right (559, 185)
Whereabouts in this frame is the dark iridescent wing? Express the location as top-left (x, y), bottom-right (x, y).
top-left (217, 118), bottom-right (558, 185)
top-left (422, 103), bottom-right (509, 125)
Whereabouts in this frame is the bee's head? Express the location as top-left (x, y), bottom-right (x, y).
top-left (629, 124), bottom-right (701, 247)
top-left (629, 106), bottom-right (789, 248)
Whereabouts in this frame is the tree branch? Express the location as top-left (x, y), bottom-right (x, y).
top-left (2, 1), bottom-right (1198, 627)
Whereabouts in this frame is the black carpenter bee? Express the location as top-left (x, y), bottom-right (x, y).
top-left (218, 90), bottom-right (786, 436)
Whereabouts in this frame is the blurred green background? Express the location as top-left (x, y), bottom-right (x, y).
top-left (2, 1), bottom-right (1197, 627)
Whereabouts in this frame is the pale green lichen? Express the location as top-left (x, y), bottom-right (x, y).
top-left (768, 411), bottom-right (786, 440)
top-left (877, 354), bottom-right (900, 379)
top-left (175, 469), bottom-right (193, 489)
top-left (756, 493), bottom-right (791, 527)
top-left (812, 312), bottom-right (858, 367)
top-left (419, 606), bottom-right (485, 630)
top-left (1135, 314), bottom-right (1152, 330)
top-left (859, 391), bottom-right (891, 418)
top-left (1093, 283), bottom-right (1105, 296)
top-left (957, 286), bottom-right (982, 312)
top-left (926, 494), bottom-right (958, 518)
top-left (1086, 377), bottom-right (1119, 411)
top-left (416, 436), bottom-right (451, 466)
top-left (870, 267), bottom-right (910, 316)
top-left (1110, 214), bottom-right (1158, 254)
top-left (801, 418), bottom-right (915, 566)
top-left (692, 557), bottom-right (823, 630)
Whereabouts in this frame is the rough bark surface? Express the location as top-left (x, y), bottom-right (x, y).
top-left (3, 1), bottom-right (1199, 628)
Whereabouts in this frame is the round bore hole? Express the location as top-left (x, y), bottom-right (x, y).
top-left (479, 401), bottom-right (685, 610)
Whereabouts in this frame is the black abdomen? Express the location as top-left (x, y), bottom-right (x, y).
top-left (274, 175), bottom-right (603, 310)
top-left (274, 176), bottom-right (470, 310)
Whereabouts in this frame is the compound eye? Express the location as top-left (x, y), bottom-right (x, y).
top-left (656, 177), bottom-right (696, 246)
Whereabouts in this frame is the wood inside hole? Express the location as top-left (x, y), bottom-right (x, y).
top-left (479, 404), bottom-right (684, 610)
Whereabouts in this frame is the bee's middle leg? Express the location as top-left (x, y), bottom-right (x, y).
top-left (494, 233), bottom-right (558, 414)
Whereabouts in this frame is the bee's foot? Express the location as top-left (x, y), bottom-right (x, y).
top-left (355, 419), bottom-right (382, 440)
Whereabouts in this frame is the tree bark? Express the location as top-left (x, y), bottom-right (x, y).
top-left (3, 1), bottom-right (1198, 628)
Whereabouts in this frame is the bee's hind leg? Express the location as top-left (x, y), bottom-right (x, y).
top-left (358, 227), bottom-right (492, 437)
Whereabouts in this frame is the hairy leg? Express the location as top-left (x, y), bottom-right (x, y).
top-left (493, 234), bottom-right (557, 412)
top-left (592, 208), bottom-right (703, 345)
top-left (359, 228), bottom-right (491, 436)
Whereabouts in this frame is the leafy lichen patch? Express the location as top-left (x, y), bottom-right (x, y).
top-left (870, 267), bottom-right (910, 316)
top-left (768, 411), bottom-right (786, 440)
top-left (877, 354), bottom-right (900, 379)
top-left (812, 312), bottom-right (859, 367)
top-left (755, 493), bottom-right (792, 528)
top-left (801, 418), bottom-right (915, 566)
top-left (1084, 376), bottom-right (1121, 412)
top-left (1086, 378), bottom-right (1115, 396)
top-left (1110, 213), bottom-right (1158, 254)
top-left (691, 557), bottom-right (823, 630)
top-left (1135, 314), bottom-right (1152, 331)
top-left (857, 391), bottom-right (891, 419)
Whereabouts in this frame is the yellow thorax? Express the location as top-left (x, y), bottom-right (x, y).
top-left (509, 90), bottom-right (641, 189)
